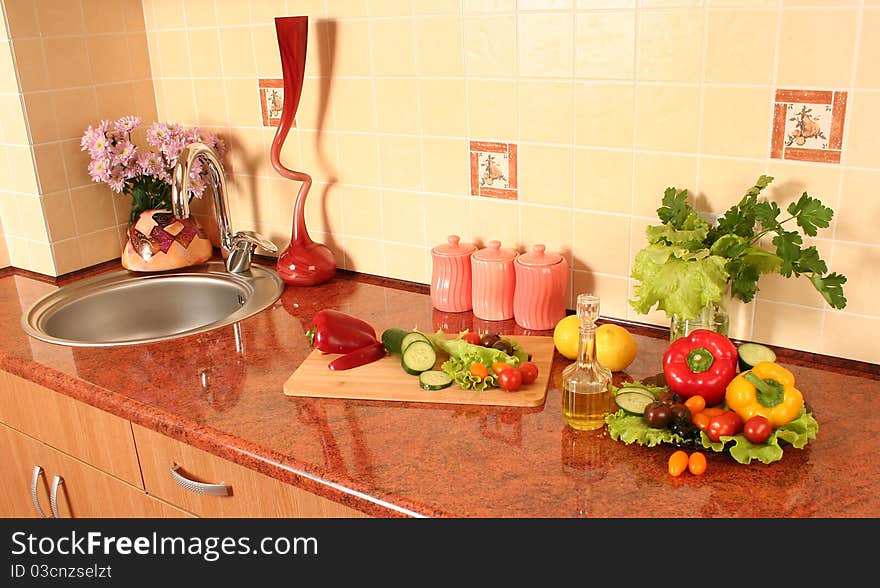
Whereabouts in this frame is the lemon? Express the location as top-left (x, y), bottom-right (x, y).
top-left (596, 324), bottom-right (638, 372)
top-left (553, 315), bottom-right (581, 360)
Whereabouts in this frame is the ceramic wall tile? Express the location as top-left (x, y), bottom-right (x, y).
top-left (422, 137), bottom-right (469, 196)
top-left (701, 86), bottom-right (774, 158)
top-left (638, 11), bottom-right (703, 82)
top-left (770, 89), bottom-right (848, 164)
top-left (777, 8), bottom-right (858, 88)
top-left (572, 211), bottom-right (630, 275)
top-left (463, 15), bottom-right (516, 78)
top-left (375, 79), bottom-right (420, 135)
top-left (574, 83), bottom-right (634, 148)
top-left (517, 13), bottom-right (573, 78)
top-left (573, 149), bottom-right (633, 214)
top-left (632, 152), bottom-right (697, 217)
top-left (470, 140), bottom-right (518, 200)
top-left (467, 80), bottom-right (517, 141)
top-left (705, 9), bottom-right (777, 84)
top-left (634, 85), bottom-right (700, 153)
top-left (518, 82), bottom-right (574, 144)
top-left (415, 17), bottom-right (464, 77)
top-left (419, 79), bottom-right (467, 137)
top-left (842, 91), bottom-right (880, 168)
top-left (574, 12), bottom-right (635, 80)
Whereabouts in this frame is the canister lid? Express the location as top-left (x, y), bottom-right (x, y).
top-left (516, 244), bottom-right (562, 266)
top-left (432, 235), bottom-right (476, 257)
top-left (473, 240), bottom-right (517, 262)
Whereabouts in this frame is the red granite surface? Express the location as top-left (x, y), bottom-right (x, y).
top-left (2, 261), bottom-right (878, 518)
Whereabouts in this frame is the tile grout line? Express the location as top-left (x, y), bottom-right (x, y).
top-left (626, 1), bottom-right (641, 324)
top-left (410, 0), bottom-right (429, 286)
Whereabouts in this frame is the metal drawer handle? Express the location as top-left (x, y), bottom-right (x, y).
top-left (169, 464), bottom-right (231, 496)
top-left (30, 466), bottom-right (50, 518)
top-left (50, 475), bottom-right (65, 518)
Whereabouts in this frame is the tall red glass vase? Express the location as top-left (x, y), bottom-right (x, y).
top-left (270, 16), bottom-right (336, 286)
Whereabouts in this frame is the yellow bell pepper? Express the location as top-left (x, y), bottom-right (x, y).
top-left (725, 361), bottom-right (804, 428)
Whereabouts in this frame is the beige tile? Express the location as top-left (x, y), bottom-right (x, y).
top-left (124, 0), bottom-right (147, 32)
top-left (0, 191), bottom-right (22, 235)
top-left (856, 10), bottom-right (880, 89)
top-left (519, 205), bottom-right (573, 263)
top-left (12, 39), bottom-right (49, 92)
top-left (574, 149), bottom-right (633, 214)
top-left (249, 0), bottom-right (287, 24)
top-left (301, 180), bottom-right (343, 237)
top-left (0, 41), bottom-right (18, 93)
top-left (6, 146), bottom-right (39, 194)
top-left (575, 12), bottom-right (634, 80)
top-left (419, 79), bottom-right (467, 137)
top-left (219, 28), bottom-right (256, 77)
top-left (187, 29), bottom-right (223, 77)
top-left (370, 0), bottom-right (413, 16)
top-left (422, 137), bottom-right (468, 196)
top-left (705, 10), bottom-right (777, 84)
top-left (4, 0), bottom-right (40, 38)
top-left (5, 235), bottom-right (31, 269)
top-left (571, 270), bottom-right (630, 320)
top-left (326, 20), bottom-right (370, 77)
top-left (375, 79), bottom-right (420, 135)
top-left (82, 0), bottom-right (127, 34)
top-left (78, 227), bottom-right (123, 267)
top-left (335, 133), bottom-right (379, 186)
top-left (415, 16), bottom-right (463, 77)
top-left (467, 79), bottom-right (517, 141)
top-left (154, 30), bottom-right (190, 77)
top-left (464, 0), bottom-right (516, 11)
top-left (518, 13), bottom-right (573, 78)
top-left (324, 0), bottom-right (368, 18)
top-left (44, 37), bottom-right (92, 89)
top-left (766, 160), bottom-right (840, 240)
top-left (635, 85), bottom-right (700, 153)
top-left (225, 78), bottom-right (261, 127)
top-left (36, 0), bottom-right (85, 36)
top-left (341, 185), bottom-right (382, 240)
top-left (51, 239), bottom-right (83, 275)
top-left (756, 237), bottom-right (832, 308)
top-left (70, 184), bottom-right (117, 235)
top-left (53, 87), bottom-right (99, 141)
top-left (133, 79), bottom-right (158, 124)
top-left (700, 86), bottom-right (772, 158)
top-left (17, 194), bottom-right (48, 240)
top-left (293, 76), bottom-right (329, 131)
top-left (822, 312), bottom-right (880, 364)
top-left (751, 300), bottom-right (823, 354)
top-left (574, 83), bottom-right (634, 148)
top-left (470, 197), bottom-right (517, 248)
top-left (33, 142), bottom-right (67, 194)
top-left (632, 152), bottom-right (697, 217)
top-left (518, 82), bottom-right (574, 144)
top-left (378, 135), bottom-right (422, 191)
top-left (573, 211), bottom-right (630, 276)
top-left (180, 0), bottom-right (217, 27)
top-left (330, 78), bottom-right (377, 133)
top-left (127, 33), bottom-right (153, 80)
top-left (638, 11), bottom-right (702, 82)
top-left (226, 127), bottom-right (271, 178)
top-left (844, 91), bottom-right (880, 169)
top-left (150, 0), bottom-right (185, 28)
top-left (414, 0), bottom-right (463, 15)
top-left (828, 241), bottom-right (878, 316)
top-left (342, 235), bottom-right (384, 275)
top-left (370, 18), bottom-right (417, 77)
top-left (423, 194), bottom-right (471, 246)
top-left (518, 144), bottom-right (573, 208)
top-left (88, 34), bottom-right (133, 85)
top-left (194, 79), bottom-right (228, 125)
top-left (383, 242), bottom-right (428, 284)
top-left (463, 15), bottom-right (516, 77)
top-left (96, 82), bottom-right (142, 122)
top-left (252, 25), bottom-right (282, 79)
top-left (382, 190), bottom-right (426, 245)
top-left (42, 190), bottom-right (77, 242)
top-left (777, 8), bottom-right (858, 88)
top-left (26, 241), bottom-right (55, 276)
top-left (837, 168), bottom-right (879, 245)
top-left (297, 129), bottom-right (339, 184)
top-left (697, 157), bottom-right (769, 215)
top-left (2, 94), bottom-right (31, 145)
top-left (60, 139), bottom-right (93, 189)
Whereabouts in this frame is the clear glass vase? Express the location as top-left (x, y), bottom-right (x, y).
top-left (669, 296), bottom-right (730, 342)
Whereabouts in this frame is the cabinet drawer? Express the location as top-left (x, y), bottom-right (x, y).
top-left (133, 424), bottom-right (368, 518)
top-left (0, 370), bottom-right (142, 487)
top-left (0, 424), bottom-right (192, 518)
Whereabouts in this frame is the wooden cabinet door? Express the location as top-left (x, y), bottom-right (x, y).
top-left (0, 424), bottom-right (193, 518)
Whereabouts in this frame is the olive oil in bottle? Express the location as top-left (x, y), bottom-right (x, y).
top-left (561, 294), bottom-right (613, 431)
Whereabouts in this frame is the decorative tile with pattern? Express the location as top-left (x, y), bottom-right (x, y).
top-left (258, 79), bottom-right (285, 127)
top-left (771, 89), bottom-right (847, 164)
top-left (469, 140), bottom-right (517, 200)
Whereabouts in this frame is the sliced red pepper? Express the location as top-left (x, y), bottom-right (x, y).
top-left (328, 341), bottom-right (386, 371)
top-left (662, 329), bottom-right (738, 406)
top-left (306, 309), bottom-right (378, 354)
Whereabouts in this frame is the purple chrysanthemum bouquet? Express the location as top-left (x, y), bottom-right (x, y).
top-left (81, 116), bottom-right (227, 223)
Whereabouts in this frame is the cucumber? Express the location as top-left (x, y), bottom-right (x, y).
top-left (419, 370), bottom-right (453, 391)
top-left (614, 389), bottom-right (655, 415)
top-left (401, 340), bottom-right (437, 375)
top-left (400, 331), bottom-right (431, 352)
top-left (381, 328), bottom-right (410, 354)
top-left (738, 342), bottom-right (777, 372)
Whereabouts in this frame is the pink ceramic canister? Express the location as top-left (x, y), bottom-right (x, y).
top-left (431, 235), bottom-right (477, 313)
top-left (471, 240), bottom-right (517, 321)
top-left (513, 244), bottom-right (570, 331)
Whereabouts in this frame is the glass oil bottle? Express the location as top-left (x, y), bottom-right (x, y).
top-left (561, 294), bottom-right (613, 431)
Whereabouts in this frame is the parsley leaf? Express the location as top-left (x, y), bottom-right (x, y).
top-left (656, 187), bottom-right (694, 229)
top-left (810, 272), bottom-right (848, 309)
top-left (792, 246), bottom-right (828, 276)
top-left (771, 231), bottom-right (803, 277)
top-left (787, 192), bottom-right (833, 237)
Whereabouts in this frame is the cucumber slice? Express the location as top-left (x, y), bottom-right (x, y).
top-left (381, 328), bottom-right (410, 354)
top-left (401, 331), bottom-right (431, 353)
top-left (401, 340), bottom-right (437, 375)
top-left (419, 370), bottom-right (453, 391)
top-left (738, 342), bottom-right (777, 372)
top-left (614, 390), bottom-right (655, 415)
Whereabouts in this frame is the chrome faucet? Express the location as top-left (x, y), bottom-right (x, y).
top-left (171, 142), bottom-right (277, 273)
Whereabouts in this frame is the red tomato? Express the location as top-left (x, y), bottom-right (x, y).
top-left (492, 361), bottom-right (513, 375)
top-left (462, 332), bottom-right (482, 345)
top-left (469, 362), bottom-right (489, 380)
top-left (706, 411), bottom-right (744, 442)
top-left (498, 368), bottom-right (523, 392)
top-left (519, 362), bottom-right (539, 385)
top-left (742, 415), bottom-right (773, 444)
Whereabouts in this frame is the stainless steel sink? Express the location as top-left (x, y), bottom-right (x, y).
top-left (21, 261), bottom-right (284, 347)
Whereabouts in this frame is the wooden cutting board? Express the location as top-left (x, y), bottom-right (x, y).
top-left (282, 335), bottom-right (556, 407)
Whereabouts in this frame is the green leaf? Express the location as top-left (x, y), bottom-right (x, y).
top-left (645, 222), bottom-right (709, 249)
top-left (753, 200), bottom-right (781, 230)
top-left (656, 187), bottom-right (695, 229)
top-left (709, 234), bottom-right (750, 259)
top-left (771, 230), bottom-right (803, 277)
top-left (787, 192), bottom-right (833, 237)
top-left (741, 246), bottom-right (783, 274)
top-left (792, 245), bottom-right (828, 276)
top-left (726, 258), bottom-right (761, 303)
top-left (810, 272), bottom-right (848, 309)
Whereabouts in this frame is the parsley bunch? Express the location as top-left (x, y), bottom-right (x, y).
top-left (630, 175), bottom-right (847, 321)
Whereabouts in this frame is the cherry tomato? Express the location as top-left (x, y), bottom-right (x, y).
top-left (469, 362), bottom-right (489, 380)
top-left (742, 415), bottom-right (773, 444)
top-left (462, 332), bottom-right (482, 345)
top-left (700, 407), bottom-right (727, 419)
top-left (498, 368), bottom-right (523, 392)
top-left (684, 395), bottom-right (706, 414)
top-left (691, 412), bottom-right (711, 432)
top-left (706, 411), bottom-right (743, 442)
top-left (668, 450), bottom-right (689, 477)
top-left (492, 361), bottom-right (513, 375)
top-left (688, 451), bottom-right (707, 476)
top-left (519, 362), bottom-right (539, 385)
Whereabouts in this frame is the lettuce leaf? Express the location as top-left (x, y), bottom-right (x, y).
top-left (425, 330), bottom-right (526, 391)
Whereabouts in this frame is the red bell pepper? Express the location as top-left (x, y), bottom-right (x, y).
top-left (662, 329), bottom-right (737, 406)
top-left (306, 309), bottom-right (378, 354)
top-left (328, 341), bottom-right (386, 371)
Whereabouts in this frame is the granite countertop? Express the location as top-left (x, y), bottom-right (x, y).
top-left (2, 260), bottom-right (879, 518)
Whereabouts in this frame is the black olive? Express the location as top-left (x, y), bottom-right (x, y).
top-left (481, 333), bottom-right (501, 348)
top-left (643, 401), bottom-right (672, 428)
top-left (492, 340), bottom-right (514, 355)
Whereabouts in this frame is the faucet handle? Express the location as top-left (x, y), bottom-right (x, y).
top-left (226, 230), bottom-right (278, 274)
